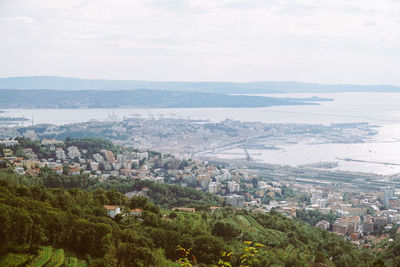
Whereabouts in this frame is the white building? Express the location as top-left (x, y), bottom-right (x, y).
top-left (257, 181), bottom-right (267, 188)
top-left (116, 154), bottom-right (127, 163)
top-left (383, 186), bottom-right (395, 206)
top-left (0, 139), bottom-right (19, 147)
top-left (123, 160), bottom-right (133, 170)
top-left (112, 161), bottom-right (122, 170)
top-left (215, 170), bottom-right (232, 182)
top-left (93, 153), bottom-right (104, 163)
top-left (67, 146), bottom-right (81, 159)
top-left (56, 148), bottom-right (66, 161)
top-left (226, 194), bottom-right (244, 208)
top-left (104, 205), bottom-right (121, 218)
top-left (317, 199), bottom-right (327, 209)
top-left (208, 182), bottom-right (222, 194)
top-left (90, 161), bottom-right (100, 171)
top-left (228, 181), bottom-right (240, 193)
top-left (41, 139), bottom-right (64, 146)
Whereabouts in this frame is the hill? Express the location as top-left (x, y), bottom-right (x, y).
top-left (0, 76), bottom-right (400, 94)
top-left (0, 89), bottom-right (327, 109)
top-left (0, 166), bottom-right (383, 266)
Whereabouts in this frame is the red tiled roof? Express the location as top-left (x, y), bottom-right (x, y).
top-left (173, 207), bottom-right (195, 212)
top-left (130, 209), bottom-right (142, 212)
top-left (104, 205), bottom-right (119, 210)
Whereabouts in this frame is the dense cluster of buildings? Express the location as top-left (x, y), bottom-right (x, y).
top-left (1, 136), bottom-right (399, 246)
top-left (0, 117), bottom-right (377, 158)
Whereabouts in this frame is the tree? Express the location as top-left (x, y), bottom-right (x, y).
top-left (212, 221), bottom-right (241, 239)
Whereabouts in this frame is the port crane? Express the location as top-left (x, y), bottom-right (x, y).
top-left (243, 145), bottom-right (252, 161)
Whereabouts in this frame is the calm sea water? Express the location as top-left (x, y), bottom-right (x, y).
top-left (2, 92), bottom-right (400, 175)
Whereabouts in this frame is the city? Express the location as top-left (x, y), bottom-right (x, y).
top-left (1, 135), bottom-right (399, 250)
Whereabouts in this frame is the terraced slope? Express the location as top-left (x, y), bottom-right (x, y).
top-left (28, 246), bottom-right (52, 267)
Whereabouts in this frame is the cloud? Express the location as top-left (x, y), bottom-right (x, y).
top-left (0, 0), bottom-right (399, 84)
top-left (2, 16), bottom-right (35, 24)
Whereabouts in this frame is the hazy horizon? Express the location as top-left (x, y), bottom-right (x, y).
top-left (1, 75), bottom-right (400, 87)
top-left (1, 0), bottom-right (400, 85)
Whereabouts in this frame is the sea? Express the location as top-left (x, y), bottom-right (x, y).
top-left (2, 92), bottom-right (400, 175)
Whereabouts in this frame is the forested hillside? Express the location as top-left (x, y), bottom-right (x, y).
top-left (0, 165), bottom-right (390, 266)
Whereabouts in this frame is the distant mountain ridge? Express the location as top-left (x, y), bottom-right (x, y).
top-left (0, 88), bottom-right (329, 109)
top-left (1, 76), bottom-right (400, 94)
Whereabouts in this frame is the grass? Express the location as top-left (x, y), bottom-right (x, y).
top-left (64, 257), bottom-right (78, 267)
top-left (28, 246), bottom-right (52, 267)
top-left (47, 248), bottom-right (65, 267)
top-left (77, 260), bottom-right (88, 267)
top-left (0, 253), bottom-right (30, 267)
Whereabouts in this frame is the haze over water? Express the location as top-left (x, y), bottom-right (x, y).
top-left (3, 92), bottom-right (400, 175)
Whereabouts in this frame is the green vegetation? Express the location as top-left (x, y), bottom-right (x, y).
top-left (296, 209), bottom-right (338, 227)
top-left (0, 253), bottom-right (31, 267)
top-left (47, 249), bottom-right (64, 267)
top-left (64, 257), bottom-right (78, 267)
top-left (0, 88), bottom-right (317, 109)
top-left (65, 137), bottom-right (123, 156)
top-left (33, 167), bottom-right (222, 209)
top-left (0, 137), bottom-right (54, 159)
top-left (2, 158), bottom-right (399, 266)
top-left (28, 246), bottom-right (52, 267)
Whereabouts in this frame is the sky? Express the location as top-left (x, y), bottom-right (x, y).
top-left (0, 0), bottom-right (399, 84)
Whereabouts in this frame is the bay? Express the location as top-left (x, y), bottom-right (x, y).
top-left (2, 92), bottom-right (400, 175)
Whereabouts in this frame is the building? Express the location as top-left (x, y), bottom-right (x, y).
top-left (173, 207), bottom-right (196, 212)
top-left (154, 177), bottom-right (164, 183)
top-left (68, 168), bottom-right (80, 176)
top-left (197, 174), bottom-right (211, 190)
top-left (226, 194), bottom-right (244, 208)
top-left (67, 146), bottom-right (81, 159)
top-left (104, 150), bottom-right (115, 162)
top-left (53, 166), bottom-right (63, 175)
top-left (123, 160), bottom-right (133, 169)
top-left (215, 170), bottom-right (232, 183)
top-left (93, 153), bottom-right (104, 163)
top-left (257, 181), bottom-right (267, 188)
top-left (41, 139), bottom-right (64, 146)
top-left (228, 181), bottom-right (240, 193)
top-left (110, 170), bottom-right (119, 176)
top-left (208, 182), bottom-right (221, 194)
top-left (317, 199), bottom-right (327, 209)
top-left (383, 186), bottom-right (395, 206)
top-left (343, 207), bottom-right (367, 216)
top-left (0, 139), bottom-right (18, 147)
top-left (120, 169), bottom-right (134, 178)
top-left (316, 220), bottom-right (330, 231)
top-left (117, 154), bottom-right (127, 163)
top-left (333, 216), bottom-right (361, 235)
top-left (130, 209), bottom-right (142, 217)
top-left (56, 148), bottom-right (66, 161)
top-left (103, 162), bottom-right (112, 171)
top-left (112, 161), bottom-right (122, 170)
top-left (104, 205), bottom-right (121, 218)
top-left (363, 217), bottom-right (375, 233)
top-left (374, 216), bottom-right (387, 227)
top-left (90, 161), bottom-right (100, 171)
top-left (2, 149), bottom-right (13, 157)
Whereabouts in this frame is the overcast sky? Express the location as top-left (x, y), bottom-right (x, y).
top-left (1, 0), bottom-right (399, 84)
